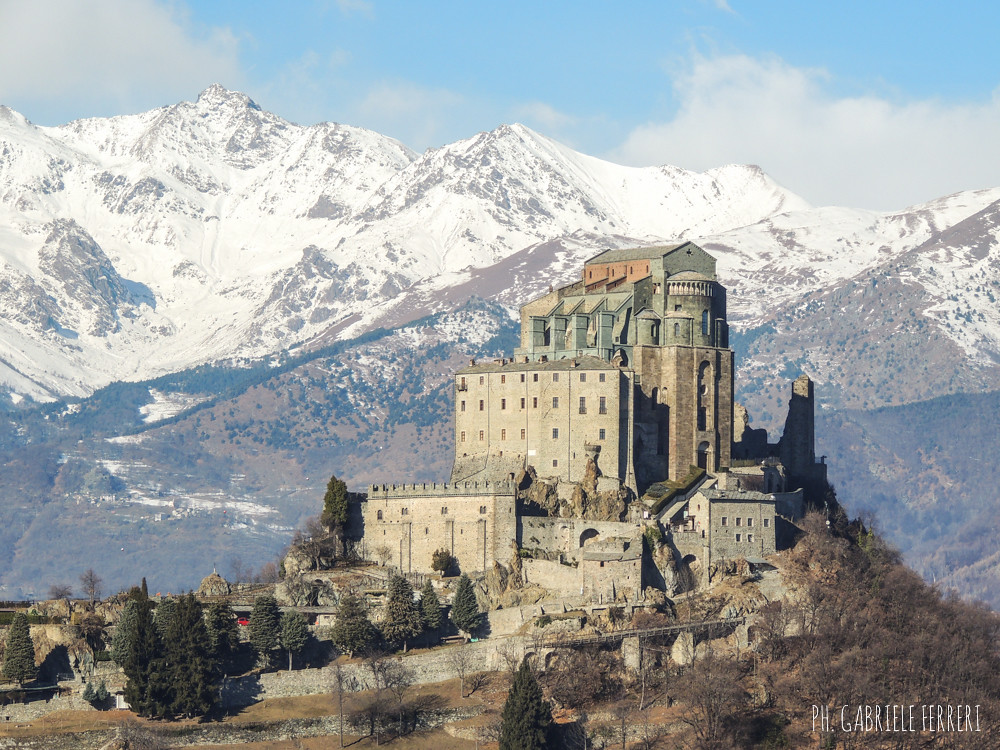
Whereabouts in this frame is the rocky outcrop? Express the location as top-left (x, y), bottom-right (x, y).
top-left (196, 572), bottom-right (231, 597)
top-left (517, 459), bottom-right (631, 521)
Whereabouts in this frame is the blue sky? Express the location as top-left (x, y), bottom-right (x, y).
top-left (1, 0), bottom-right (999, 210)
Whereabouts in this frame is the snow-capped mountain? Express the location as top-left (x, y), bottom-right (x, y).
top-left (0, 85), bottom-right (807, 400)
top-left (1, 84), bottom-right (999, 413)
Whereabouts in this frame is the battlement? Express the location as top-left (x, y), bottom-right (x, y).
top-left (369, 479), bottom-right (517, 499)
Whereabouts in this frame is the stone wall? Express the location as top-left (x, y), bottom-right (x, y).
top-left (518, 516), bottom-right (643, 562)
top-left (453, 359), bottom-right (626, 486)
top-left (362, 488), bottom-right (516, 575)
top-left (521, 559), bottom-right (580, 597)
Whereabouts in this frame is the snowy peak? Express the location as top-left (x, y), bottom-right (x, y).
top-left (0, 87), bottom-right (996, 404)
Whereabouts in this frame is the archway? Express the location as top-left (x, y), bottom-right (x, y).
top-left (579, 528), bottom-right (600, 547)
top-left (697, 441), bottom-right (710, 470)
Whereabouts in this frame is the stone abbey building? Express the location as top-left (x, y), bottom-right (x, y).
top-left (362, 242), bottom-right (821, 594)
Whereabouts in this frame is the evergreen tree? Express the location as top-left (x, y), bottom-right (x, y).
top-left (279, 610), bottom-right (310, 670)
top-left (321, 474), bottom-right (349, 529)
top-left (420, 580), bottom-right (442, 634)
top-left (248, 595), bottom-right (281, 666)
top-left (153, 597), bottom-right (177, 640)
top-left (380, 575), bottom-right (423, 652)
top-left (82, 681), bottom-right (97, 702)
top-left (204, 602), bottom-right (240, 663)
top-left (111, 599), bottom-right (138, 667)
top-left (499, 659), bottom-right (553, 750)
top-left (450, 574), bottom-right (481, 636)
top-left (2, 612), bottom-right (36, 686)
top-left (95, 680), bottom-right (110, 702)
top-left (164, 594), bottom-right (216, 718)
top-left (122, 587), bottom-right (161, 717)
top-left (330, 593), bottom-right (377, 657)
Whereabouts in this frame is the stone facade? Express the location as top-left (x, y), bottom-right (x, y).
top-left (360, 242), bottom-right (825, 583)
top-left (513, 242), bottom-right (734, 487)
top-left (452, 357), bottom-right (626, 486)
top-left (362, 481), bottom-right (516, 575)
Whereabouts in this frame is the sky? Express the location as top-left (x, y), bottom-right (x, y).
top-left (1, 0), bottom-right (999, 211)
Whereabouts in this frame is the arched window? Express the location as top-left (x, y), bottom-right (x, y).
top-left (702, 310), bottom-right (709, 335)
top-left (674, 322), bottom-right (680, 339)
top-left (376, 510), bottom-right (383, 520)
top-left (651, 387), bottom-right (659, 407)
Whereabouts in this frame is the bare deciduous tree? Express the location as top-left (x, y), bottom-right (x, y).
top-left (79, 569), bottom-right (102, 610)
top-left (445, 645), bottom-right (476, 698)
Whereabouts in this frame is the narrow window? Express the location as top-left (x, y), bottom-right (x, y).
top-left (501, 429), bottom-right (506, 440)
top-left (479, 399), bottom-right (484, 411)
top-left (748, 534), bottom-right (754, 543)
top-left (520, 397), bottom-right (526, 409)
top-left (736, 533), bottom-right (741, 542)
top-left (520, 428), bottom-right (526, 439)
top-left (479, 375), bottom-right (485, 385)
top-left (552, 397), bottom-right (559, 408)
top-left (552, 428), bottom-right (559, 439)
top-left (721, 517), bottom-right (727, 526)
top-left (425, 527), bottom-right (428, 534)
top-left (480, 505), bottom-right (487, 514)
top-left (533, 397), bottom-right (538, 408)
top-left (501, 374), bottom-right (506, 384)
top-left (736, 517), bottom-right (742, 527)
top-left (460, 376), bottom-right (467, 389)
top-left (501, 398), bottom-right (507, 410)
top-left (376, 510), bottom-right (383, 520)
top-left (460, 400), bottom-right (466, 412)
top-left (599, 396), bottom-right (607, 414)
top-left (579, 396), bottom-right (586, 414)
top-left (674, 322), bottom-right (680, 338)
top-left (460, 431), bottom-right (466, 442)
top-left (553, 373), bottom-right (559, 382)
top-left (552, 459), bottom-right (558, 467)
top-left (599, 372), bottom-right (606, 382)
top-left (479, 430), bottom-right (484, 441)
top-left (702, 310), bottom-right (709, 335)
top-left (533, 373), bottom-right (539, 382)
top-left (520, 373), bottom-right (525, 382)
top-left (764, 518), bottom-right (770, 528)
top-left (580, 373), bottom-right (586, 382)
top-left (747, 518), bottom-right (754, 527)
top-left (401, 507), bottom-right (408, 516)
top-left (599, 428), bottom-right (606, 440)
top-left (441, 506), bottom-right (448, 515)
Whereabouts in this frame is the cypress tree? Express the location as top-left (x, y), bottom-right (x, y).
top-left (111, 599), bottom-right (138, 667)
top-left (165, 594), bottom-right (216, 718)
top-left (122, 587), bottom-right (161, 717)
top-left (330, 593), bottom-right (377, 657)
top-left (204, 602), bottom-right (239, 663)
top-left (279, 610), bottom-right (310, 670)
top-left (499, 659), bottom-right (553, 750)
top-left (420, 580), bottom-right (442, 633)
top-left (2, 613), bottom-right (35, 687)
top-left (380, 575), bottom-right (423, 652)
top-left (249, 595), bottom-right (281, 666)
top-left (450, 574), bottom-right (481, 636)
top-left (153, 597), bottom-right (177, 640)
top-left (321, 474), bottom-right (349, 529)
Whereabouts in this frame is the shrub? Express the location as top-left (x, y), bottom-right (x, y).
top-left (431, 548), bottom-right (455, 575)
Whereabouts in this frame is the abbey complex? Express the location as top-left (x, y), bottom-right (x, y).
top-left (360, 243), bottom-right (827, 601)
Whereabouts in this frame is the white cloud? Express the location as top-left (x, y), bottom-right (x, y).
top-left (335, 0), bottom-right (374, 17)
top-left (612, 54), bottom-right (1000, 210)
top-left (357, 82), bottom-right (467, 149)
top-left (512, 101), bottom-right (578, 132)
top-left (0, 0), bottom-right (242, 123)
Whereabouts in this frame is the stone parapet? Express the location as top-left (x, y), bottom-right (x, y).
top-left (369, 480), bottom-right (516, 499)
